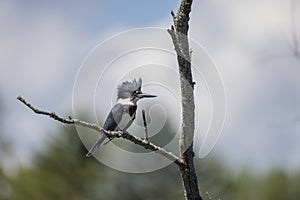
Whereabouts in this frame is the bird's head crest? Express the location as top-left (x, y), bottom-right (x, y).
top-left (117, 78), bottom-right (142, 99)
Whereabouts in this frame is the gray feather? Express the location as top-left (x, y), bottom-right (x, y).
top-left (117, 78), bottom-right (142, 99)
top-left (104, 103), bottom-right (123, 131)
top-left (86, 131), bottom-right (106, 157)
top-left (86, 103), bottom-right (124, 157)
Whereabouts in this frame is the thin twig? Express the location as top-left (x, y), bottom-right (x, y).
top-left (142, 109), bottom-right (148, 142)
top-left (17, 96), bottom-right (184, 166)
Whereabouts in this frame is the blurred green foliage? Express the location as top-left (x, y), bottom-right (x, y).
top-left (0, 125), bottom-right (300, 200)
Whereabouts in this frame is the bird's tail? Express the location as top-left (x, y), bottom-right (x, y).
top-left (86, 131), bottom-right (107, 157)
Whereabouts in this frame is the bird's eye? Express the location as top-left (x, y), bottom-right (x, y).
top-left (132, 91), bottom-right (137, 96)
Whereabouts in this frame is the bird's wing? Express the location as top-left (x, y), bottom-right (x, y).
top-left (103, 103), bottom-right (123, 131)
top-left (86, 103), bottom-right (124, 157)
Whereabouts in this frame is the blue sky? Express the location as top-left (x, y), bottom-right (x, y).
top-left (15, 0), bottom-right (177, 35)
top-left (1, 0), bottom-right (300, 172)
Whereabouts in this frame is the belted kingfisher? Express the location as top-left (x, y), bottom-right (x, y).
top-left (86, 78), bottom-right (156, 157)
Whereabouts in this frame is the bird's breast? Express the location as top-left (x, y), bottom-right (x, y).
top-left (118, 105), bottom-right (137, 130)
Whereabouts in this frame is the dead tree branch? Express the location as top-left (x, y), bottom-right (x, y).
top-left (168, 0), bottom-right (203, 199)
top-left (141, 109), bottom-right (149, 142)
top-left (17, 96), bottom-right (183, 166)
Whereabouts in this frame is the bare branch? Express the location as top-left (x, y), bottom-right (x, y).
top-left (17, 96), bottom-right (74, 124)
top-left (17, 96), bottom-right (184, 166)
top-left (141, 109), bottom-right (149, 142)
top-left (121, 130), bottom-right (184, 166)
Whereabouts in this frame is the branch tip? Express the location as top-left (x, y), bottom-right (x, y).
top-left (141, 109), bottom-right (148, 142)
top-left (171, 10), bottom-right (176, 18)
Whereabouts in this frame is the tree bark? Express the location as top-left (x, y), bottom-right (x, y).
top-left (168, 0), bottom-right (202, 199)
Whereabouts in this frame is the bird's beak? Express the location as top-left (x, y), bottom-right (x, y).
top-left (138, 93), bottom-right (157, 98)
